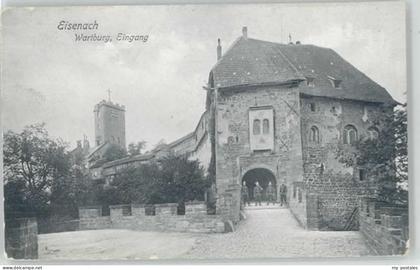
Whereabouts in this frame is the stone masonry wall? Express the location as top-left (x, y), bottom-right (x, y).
top-left (300, 96), bottom-right (384, 230)
top-left (359, 198), bottom-right (409, 255)
top-left (215, 86), bottom-right (304, 221)
top-left (79, 202), bottom-right (225, 233)
top-left (289, 181), bottom-right (320, 230)
top-left (5, 218), bottom-right (38, 259)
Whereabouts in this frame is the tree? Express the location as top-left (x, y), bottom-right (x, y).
top-left (128, 141), bottom-right (147, 156)
top-left (108, 155), bottom-right (210, 208)
top-left (103, 143), bottom-right (127, 162)
top-left (337, 104), bottom-right (407, 204)
top-left (3, 123), bottom-right (71, 218)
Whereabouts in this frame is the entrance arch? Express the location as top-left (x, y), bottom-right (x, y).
top-left (241, 168), bottom-right (277, 201)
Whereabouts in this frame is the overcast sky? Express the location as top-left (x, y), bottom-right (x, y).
top-left (2, 2), bottom-right (406, 150)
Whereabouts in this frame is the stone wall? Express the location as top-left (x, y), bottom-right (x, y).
top-left (288, 182), bottom-right (319, 230)
top-left (79, 202), bottom-right (225, 233)
top-left (359, 198), bottom-right (409, 255)
top-left (5, 218), bottom-right (38, 259)
top-left (214, 85), bottom-right (304, 221)
top-left (300, 96), bottom-right (384, 230)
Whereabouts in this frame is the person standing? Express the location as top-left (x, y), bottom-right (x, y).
top-left (253, 181), bottom-right (263, 206)
top-left (241, 181), bottom-right (250, 208)
top-left (279, 183), bottom-right (288, 206)
top-left (266, 181), bottom-right (276, 205)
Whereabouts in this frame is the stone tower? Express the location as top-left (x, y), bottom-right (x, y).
top-left (94, 99), bottom-right (126, 149)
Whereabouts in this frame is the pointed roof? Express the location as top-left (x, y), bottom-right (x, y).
top-left (210, 37), bottom-right (396, 104)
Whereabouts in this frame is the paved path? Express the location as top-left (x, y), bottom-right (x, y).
top-left (184, 207), bottom-right (374, 259)
top-left (39, 207), bottom-right (374, 260)
top-left (39, 229), bottom-right (197, 260)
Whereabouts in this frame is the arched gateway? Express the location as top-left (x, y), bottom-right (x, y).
top-left (242, 168), bottom-right (277, 202)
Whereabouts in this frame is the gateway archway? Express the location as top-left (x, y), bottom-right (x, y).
top-left (242, 168), bottom-right (277, 202)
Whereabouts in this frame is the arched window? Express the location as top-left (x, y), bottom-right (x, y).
top-left (343, 125), bottom-right (358, 144)
top-left (309, 126), bottom-right (319, 143)
top-left (253, 119), bottom-right (261, 135)
top-left (263, 119), bottom-right (270, 134)
top-left (367, 127), bottom-right (379, 140)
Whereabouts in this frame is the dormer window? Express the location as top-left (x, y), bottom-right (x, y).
top-left (328, 76), bottom-right (342, 89)
top-left (305, 76), bottom-right (315, 87)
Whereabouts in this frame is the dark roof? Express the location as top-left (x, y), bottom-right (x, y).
top-left (102, 153), bottom-right (155, 169)
top-left (87, 142), bottom-right (108, 159)
top-left (211, 37), bottom-right (396, 104)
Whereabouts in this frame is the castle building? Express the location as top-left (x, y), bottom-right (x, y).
top-left (90, 27), bottom-right (396, 230)
top-left (94, 100), bottom-right (126, 149)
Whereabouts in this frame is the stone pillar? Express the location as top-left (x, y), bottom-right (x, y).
top-left (78, 206), bottom-right (102, 219)
top-left (109, 205), bottom-right (124, 222)
top-left (132, 204), bottom-right (146, 216)
top-left (225, 183), bottom-right (241, 223)
top-left (306, 193), bottom-right (320, 230)
top-left (5, 218), bottom-right (38, 259)
top-left (155, 203), bottom-right (178, 216)
top-left (185, 201), bottom-right (207, 216)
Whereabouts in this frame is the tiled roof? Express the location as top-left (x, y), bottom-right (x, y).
top-left (211, 37), bottom-right (396, 104)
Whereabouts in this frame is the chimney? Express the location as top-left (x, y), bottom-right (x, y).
top-left (242, 26), bottom-right (248, 39)
top-left (217, 38), bottom-right (222, 61)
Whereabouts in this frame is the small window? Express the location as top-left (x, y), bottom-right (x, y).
top-left (306, 77), bottom-right (315, 87)
top-left (263, 119), bottom-right (270, 134)
top-left (310, 103), bottom-right (316, 112)
top-left (309, 126), bottom-right (319, 143)
top-left (359, 169), bottom-right (366, 181)
top-left (298, 189), bottom-right (302, 203)
top-left (343, 125), bottom-right (358, 144)
top-left (328, 76), bottom-right (342, 89)
top-left (293, 185), bottom-right (297, 198)
top-left (367, 127), bottom-right (379, 140)
top-left (253, 119), bottom-right (261, 135)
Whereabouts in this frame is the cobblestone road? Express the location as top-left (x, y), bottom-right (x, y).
top-left (184, 207), bottom-right (374, 259)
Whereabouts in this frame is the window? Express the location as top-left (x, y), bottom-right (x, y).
top-left (253, 119), bottom-right (261, 135)
top-left (367, 127), bottom-right (379, 140)
top-left (263, 119), bottom-right (270, 134)
top-left (343, 125), bottom-right (358, 144)
top-left (249, 107), bottom-right (274, 151)
top-left (293, 185), bottom-right (297, 198)
top-left (298, 189), bottom-right (302, 203)
top-left (306, 77), bottom-right (315, 87)
top-left (328, 76), bottom-right (342, 89)
top-left (310, 103), bottom-right (316, 112)
top-left (309, 126), bottom-right (320, 143)
top-left (359, 169), bottom-right (366, 181)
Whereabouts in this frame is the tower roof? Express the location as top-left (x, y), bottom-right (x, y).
top-left (210, 37), bottom-right (396, 104)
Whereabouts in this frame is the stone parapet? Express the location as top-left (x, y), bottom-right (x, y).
top-left (359, 197), bottom-right (408, 255)
top-left (79, 201), bottom-right (226, 233)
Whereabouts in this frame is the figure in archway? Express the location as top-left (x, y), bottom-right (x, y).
top-left (242, 168), bottom-right (277, 205)
top-left (279, 183), bottom-right (288, 206)
top-left (241, 181), bottom-right (250, 207)
top-left (253, 181), bottom-right (263, 206)
top-left (266, 181), bottom-right (276, 205)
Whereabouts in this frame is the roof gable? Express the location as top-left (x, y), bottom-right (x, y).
top-left (211, 37), bottom-right (396, 104)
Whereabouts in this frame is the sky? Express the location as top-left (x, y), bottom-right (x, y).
top-left (1, 1), bottom-right (406, 150)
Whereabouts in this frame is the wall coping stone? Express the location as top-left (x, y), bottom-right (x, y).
top-left (185, 201), bottom-right (205, 205)
top-left (109, 204), bottom-right (131, 209)
top-left (78, 205), bottom-right (103, 209)
top-left (154, 203), bottom-right (178, 208)
top-left (131, 203), bottom-right (146, 208)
